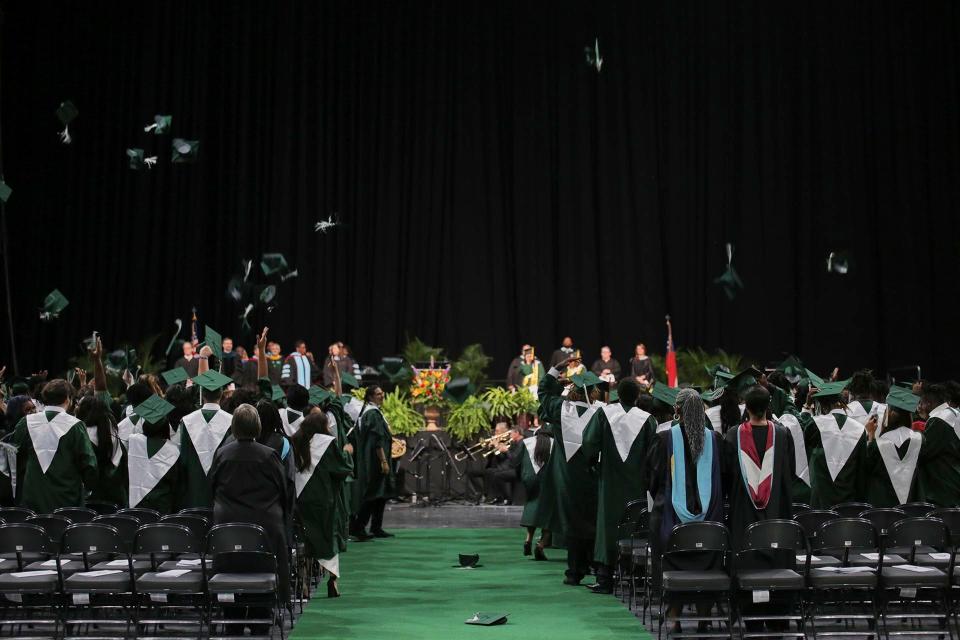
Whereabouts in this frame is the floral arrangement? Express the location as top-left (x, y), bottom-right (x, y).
top-left (409, 364), bottom-right (451, 407)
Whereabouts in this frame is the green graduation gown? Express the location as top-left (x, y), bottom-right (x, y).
top-left (775, 413), bottom-right (811, 505)
top-left (801, 410), bottom-right (868, 509)
top-left (13, 408), bottom-right (98, 514)
top-left (324, 398), bottom-right (355, 553)
top-left (581, 402), bottom-right (657, 566)
top-left (295, 433), bottom-right (354, 567)
top-left (538, 371), bottom-right (600, 541)
top-left (917, 404), bottom-right (960, 507)
top-left (357, 407), bottom-right (395, 503)
top-left (519, 432), bottom-right (552, 528)
top-left (178, 404), bottom-right (232, 509)
top-left (86, 425), bottom-right (128, 507)
top-left (127, 431), bottom-right (182, 513)
top-left (865, 427), bottom-right (922, 507)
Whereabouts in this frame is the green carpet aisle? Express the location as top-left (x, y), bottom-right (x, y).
top-left (291, 527), bottom-right (651, 640)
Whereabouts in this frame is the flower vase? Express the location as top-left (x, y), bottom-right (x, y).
top-left (424, 405), bottom-right (441, 431)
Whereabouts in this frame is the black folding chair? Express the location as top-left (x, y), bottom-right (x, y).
top-left (116, 507), bottom-right (161, 524)
top-left (658, 521), bottom-right (733, 640)
top-left (0, 506), bottom-right (35, 524)
top-left (878, 517), bottom-right (953, 639)
top-left (90, 515), bottom-right (153, 574)
top-left (612, 500), bottom-right (648, 607)
top-left (21, 515), bottom-right (75, 574)
top-left (794, 510), bottom-right (841, 568)
top-left (859, 508), bottom-right (906, 543)
top-left (52, 506), bottom-right (97, 523)
top-left (134, 523), bottom-right (206, 636)
top-left (159, 514), bottom-right (211, 541)
top-left (59, 523), bottom-right (135, 636)
top-left (808, 518), bottom-right (882, 640)
top-left (84, 500), bottom-right (119, 515)
top-left (205, 523), bottom-right (286, 640)
top-left (178, 507), bottom-right (214, 520)
top-left (0, 523), bottom-right (61, 635)
top-left (792, 503), bottom-right (812, 514)
top-left (734, 519), bottom-right (807, 640)
top-left (831, 502), bottom-right (873, 518)
top-left (901, 502), bottom-right (937, 518)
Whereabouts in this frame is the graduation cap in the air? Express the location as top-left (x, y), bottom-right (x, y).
top-left (126, 148), bottom-right (157, 170)
top-left (161, 367), bottom-right (190, 386)
top-left (378, 357), bottom-right (412, 384)
top-left (134, 394), bottom-right (175, 426)
top-left (776, 355), bottom-right (805, 384)
top-left (465, 612), bottom-right (507, 626)
top-left (192, 370), bottom-right (233, 393)
top-left (442, 377), bottom-right (476, 405)
top-left (339, 371), bottom-right (359, 390)
top-left (585, 37), bottom-right (603, 72)
top-left (713, 243), bottom-right (744, 300)
top-left (826, 250), bottom-right (853, 275)
top-left (309, 385), bottom-right (334, 407)
top-left (314, 214), bottom-right (342, 234)
top-left (144, 114), bottom-right (172, 135)
top-left (260, 253), bottom-right (288, 277)
top-left (455, 553), bottom-right (481, 569)
top-left (886, 387), bottom-right (919, 414)
top-left (704, 364), bottom-right (732, 390)
top-left (0, 180), bottom-right (12, 203)
top-left (105, 349), bottom-right (130, 376)
top-left (651, 383), bottom-right (680, 407)
top-left (56, 100), bottom-right (78, 144)
top-left (204, 325), bottom-right (223, 360)
top-left (39, 289), bottom-right (69, 322)
top-left (171, 138), bottom-right (200, 163)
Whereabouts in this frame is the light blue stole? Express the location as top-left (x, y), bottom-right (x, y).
top-left (292, 354), bottom-right (311, 387)
top-left (670, 424), bottom-right (714, 522)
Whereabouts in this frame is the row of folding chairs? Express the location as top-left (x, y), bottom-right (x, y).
top-left (0, 516), bottom-right (288, 639)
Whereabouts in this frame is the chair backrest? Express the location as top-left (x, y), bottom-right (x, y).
top-left (116, 507), bottom-right (161, 524)
top-left (887, 517), bottom-right (950, 558)
top-left (211, 549), bottom-right (277, 575)
top-left (53, 507), bottom-right (97, 523)
top-left (160, 514), bottom-right (211, 540)
top-left (831, 502), bottom-right (873, 518)
top-left (665, 521), bottom-right (730, 554)
top-left (92, 515), bottom-right (141, 552)
top-left (795, 509), bottom-right (840, 541)
top-left (60, 523), bottom-right (122, 561)
top-left (179, 507), bottom-right (214, 519)
top-left (814, 518), bottom-right (878, 556)
top-left (0, 523), bottom-right (52, 559)
top-left (929, 508), bottom-right (960, 546)
top-left (84, 500), bottom-right (119, 515)
top-left (25, 514), bottom-right (73, 552)
top-left (743, 519), bottom-right (808, 554)
top-left (134, 523), bottom-right (198, 556)
top-left (901, 502), bottom-right (937, 518)
top-left (792, 503), bottom-right (812, 514)
top-left (206, 523), bottom-right (270, 555)
top-left (859, 508), bottom-right (906, 537)
top-left (0, 506), bottom-right (36, 523)
top-left (617, 499), bottom-right (647, 527)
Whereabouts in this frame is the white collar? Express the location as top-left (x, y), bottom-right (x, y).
top-left (933, 402), bottom-right (952, 415)
top-left (829, 408), bottom-right (846, 416)
top-left (124, 405), bottom-right (135, 417)
top-left (45, 405), bottom-right (66, 415)
top-left (201, 402), bottom-right (221, 411)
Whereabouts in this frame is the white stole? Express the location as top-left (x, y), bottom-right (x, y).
top-left (117, 415), bottom-right (142, 446)
top-left (815, 411), bottom-right (865, 481)
top-left (846, 400), bottom-right (887, 431)
top-left (324, 410), bottom-right (339, 438)
top-left (602, 404), bottom-right (650, 462)
top-left (344, 397), bottom-right (364, 423)
top-left (127, 430), bottom-right (181, 508)
top-left (559, 401), bottom-right (600, 461)
top-left (295, 433), bottom-right (335, 497)
top-left (775, 413), bottom-right (810, 486)
top-left (27, 410), bottom-right (79, 473)
top-left (657, 420), bottom-right (675, 433)
top-left (930, 403), bottom-right (960, 443)
top-left (182, 407), bottom-right (232, 474)
top-left (522, 435), bottom-right (552, 474)
top-left (875, 427), bottom-right (921, 505)
top-left (281, 409), bottom-right (304, 437)
top-left (705, 405), bottom-right (723, 433)
top-left (86, 426), bottom-right (124, 468)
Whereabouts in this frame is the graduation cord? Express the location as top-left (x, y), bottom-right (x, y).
top-left (0, 9), bottom-right (18, 374)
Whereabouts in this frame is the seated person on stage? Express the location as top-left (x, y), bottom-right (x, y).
top-left (629, 343), bottom-right (656, 390)
top-left (590, 345), bottom-right (621, 386)
top-left (466, 420), bottom-right (523, 504)
top-left (173, 340), bottom-right (201, 378)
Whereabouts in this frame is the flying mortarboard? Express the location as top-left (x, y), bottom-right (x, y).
top-left (442, 377), bottom-right (475, 404)
top-left (0, 180), bottom-right (12, 203)
top-left (191, 370), bottom-right (233, 392)
top-left (171, 138), bottom-right (199, 163)
top-left (260, 253), bottom-right (288, 277)
top-left (39, 289), bottom-right (69, 322)
top-left (134, 394), bottom-right (175, 425)
top-left (161, 367), bottom-right (190, 386)
top-left (144, 115), bottom-right (172, 135)
top-left (713, 243), bottom-right (744, 300)
top-left (56, 100), bottom-right (78, 144)
top-left (826, 250), bottom-right (853, 275)
top-left (204, 325), bottom-right (223, 360)
top-left (126, 148), bottom-right (157, 170)
top-left (776, 355), bottom-right (805, 383)
top-left (886, 387), bottom-right (919, 414)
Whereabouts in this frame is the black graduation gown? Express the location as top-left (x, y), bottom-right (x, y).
top-left (722, 423), bottom-right (795, 551)
top-left (209, 439), bottom-right (290, 601)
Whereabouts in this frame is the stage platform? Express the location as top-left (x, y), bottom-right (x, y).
top-left (383, 500), bottom-right (523, 529)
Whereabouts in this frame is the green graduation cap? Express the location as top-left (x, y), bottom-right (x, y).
top-left (126, 148), bottom-right (157, 170)
top-left (339, 370), bottom-right (359, 390)
top-left (443, 377), bottom-right (476, 404)
top-left (260, 253), bottom-right (288, 277)
top-left (105, 349), bottom-right (129, 375)
top-left (56, 100), bottom-right (78, 125)
top-left (39, 289), bottom-right (69, 321)
top-left (465, 612), bottom-right (508, 626)
top-left (309, 385), bottom-right (334, 406)
top-left (701, 388), bottom-right (724, 402)
top-left (571, 371), bottom-right (606, 390)
top-left (726, 366), bottom-right (763, 395)
top-left (191, 369), bottom-right (233, 392)
top-left (145, 114), bottom-right (172, 135)
top-left (378, 357), bottom-right (412, 384)
top-left (7, 376), bottom-right (30, 395)
top-left (804, 368), bottom-right (826, 388)
top-left (271, 384), bottom-right (285, 404)
top-left (161, 367), bottom-right (190, 386)
top-left (886, 387), bottom-right (919, 414)
top-left (651, 383), bottom-right (680, 406)
top-left (0, 180), bottom-right (11, 203)
top-left (811, 381), bottom-right (847, 399)
top-left (171, 138), bottom-right (199, 163)
top-left (608, 389), bottom-right (620, 403)
top-left (134, 394), bottom-right (175, 425)
top-left (204, 325), bottom-right (223, 360)
top-left (826, 250), bottom-right (853, 275)
top-left (714, 264), bottom-right (744, 300)
top-left (776, 355), bottom-right (805, 382)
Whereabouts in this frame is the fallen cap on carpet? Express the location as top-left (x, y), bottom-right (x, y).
top-left (465, 612), bottom-right (508, 626)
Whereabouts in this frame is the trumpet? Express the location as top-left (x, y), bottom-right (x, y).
top-left (454, 431), bottom-right (514, 461)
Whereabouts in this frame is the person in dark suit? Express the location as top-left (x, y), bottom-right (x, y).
top-left (209, 404), bottom-right (291, 611)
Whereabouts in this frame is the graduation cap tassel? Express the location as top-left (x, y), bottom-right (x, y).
top-left (58, 125), bottom-right (71, 145)
top-left (144, 156), bottom-right (157, 169)
top-left (280, 269), bottom-right (298, 282)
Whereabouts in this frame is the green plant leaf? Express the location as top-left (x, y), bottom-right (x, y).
top-left (446, 395), bottom-right (490, 442)
top-left (381, 390), bottom-right (425, 436)
top-left (451, 343), bottom-right (493, 386)
top-left (402, 336), bottom-right (445, 365)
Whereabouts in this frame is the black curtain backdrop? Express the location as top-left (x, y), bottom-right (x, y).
top-left (1, 1), bottom-right (959, 380)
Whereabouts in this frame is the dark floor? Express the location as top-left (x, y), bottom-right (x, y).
top-left (383, 500), bottom-right (523, 529)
